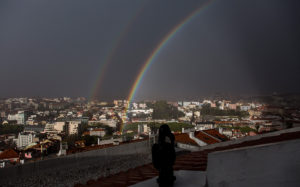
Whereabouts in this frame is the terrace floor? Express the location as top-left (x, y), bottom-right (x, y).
top-left (130, 170), bottom-right (206, 187)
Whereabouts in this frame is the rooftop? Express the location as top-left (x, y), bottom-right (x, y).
top-left (174, 133), bottom-right (197, 146)
top-left (194, 131), bottom-right (220, 144)
top-left (76, 128), bottom-right (300, 187)
top-left (203, 129), bottom-right (229, 141)
top-left (0, 149), bottom-right (19, 160)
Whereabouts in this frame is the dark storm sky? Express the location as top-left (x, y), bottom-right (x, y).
top-left (0, 0), bottom-right (299, 100)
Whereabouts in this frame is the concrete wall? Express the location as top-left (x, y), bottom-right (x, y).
top-left (207, 139), bottom-right (300, 187)
top-left (0, 140), bottom-right (152, 187)
top-left (177, 142), bottom-right (200, 152)
top-left (197, 127), bottom-right (300, 152)
top-left (98, 138), bottom-right (122, 145)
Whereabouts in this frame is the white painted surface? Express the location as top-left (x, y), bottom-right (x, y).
top-left (197, 127), bottom-right (300, 152)
top-left (207, 139), bottom-right (300, 187)
top-left (189, 132), bottom-right (207, 147)
top-left (176, 142), bottom-right (200, 152)
top-left (130, 170), bottom-right (206, 187)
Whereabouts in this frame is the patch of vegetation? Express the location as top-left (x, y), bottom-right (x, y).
top-left (82, 135), bottom-right (98, 146)
top-left (149, 101), bottom-right (185, 120)
top-left (201, 104), bottom-right (249, 118)
top-left (220, 125), bottom-right (256, 133)
top-left (0, 125), bottom-right (24, 135)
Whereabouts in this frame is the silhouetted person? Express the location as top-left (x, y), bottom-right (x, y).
top-left (152, 124), bottom-right (176, 186)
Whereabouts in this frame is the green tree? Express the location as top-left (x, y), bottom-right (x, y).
top-left (0, 125), bottom-right (24, 135)
top-left (78, 123), bottom-right (89, 136)
top-left (200, 104), bottom-right (249, 118)
top-left (152, 101), bottom-right (184, 120)
top-left (63, 134), bottom-right (80, 148)
top-left (82, 135), bottom-right (97, 146)
top-left (82, 111), bottom-right (93, 120)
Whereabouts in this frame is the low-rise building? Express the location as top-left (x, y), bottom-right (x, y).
top-left (24, 125), bottom-right (45, 133)
top-left (240, 105), bottom-right (251, 111)
top-left (0, 149), bottom-right (19, 167)
top-left (175, 129), bottom-right (228, 151)
top-left (138, 124), bottom-right (149, 134)
top-left (219, 128), bottom-right (233, 137)
top-left (7, 111), bottom-right (26, 125)
top-left (67, 121), bottom-right (81, 135)
top-left (54, 122), bottom-right (65, 132)
top-left (89, 129), bottom-right (106, 137)
top-left (195, 122), bottom-right (215, 130)
top-left (44, 123), bottom-right (57, 134)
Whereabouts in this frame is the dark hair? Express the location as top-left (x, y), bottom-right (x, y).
top-left (158, 124), bottom-right (174, 145)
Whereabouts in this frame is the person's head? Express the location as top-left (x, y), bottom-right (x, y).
top-left (158, 124), bottom-right (173, 144)
top-left (159, 124), bottom-right (171, 135)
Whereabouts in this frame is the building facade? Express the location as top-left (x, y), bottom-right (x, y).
top-left (16, 133), bottom-right (34, 148)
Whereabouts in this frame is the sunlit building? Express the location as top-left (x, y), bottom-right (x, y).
top-left (16, 133), bottom-right (34, 148)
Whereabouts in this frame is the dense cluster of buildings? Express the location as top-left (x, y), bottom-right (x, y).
top-left (0, 97), bottom-right (300, 168)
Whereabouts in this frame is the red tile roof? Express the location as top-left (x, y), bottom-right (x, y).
top-left (194, 131), bottom-right (219, 144)
top-left (174, 133), bottom-right (198, 146)
top-left (0, 149), bottom-right (19, 160)
top-left (203, 129), bottom-right (229, 141)
top-left (76, 130), bottom-right (300, 187)
top-left (214, 121), bottom-right (233, 124)
top-left (67, 139), bottom-right (147, 154)
top-left (82, 132), bottom-right (90, 136)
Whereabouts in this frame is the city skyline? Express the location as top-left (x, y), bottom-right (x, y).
top-left (0, 0), bottom-right (299, 100)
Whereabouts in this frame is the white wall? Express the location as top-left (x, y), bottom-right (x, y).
top-left (207, 139), bottom-right (300, 187)
top-left (177, 142), bottom-right (200, 152)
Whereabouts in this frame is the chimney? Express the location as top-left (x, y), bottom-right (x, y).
top-left (189, 131), bottom-right (207, 147)
top-left (189, 131), bottom-right (194, 138)
top-left (219, 127), bottom-right (223, 134)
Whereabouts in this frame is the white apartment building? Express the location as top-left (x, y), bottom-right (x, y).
top-left (16, 133), bottom-right (34, 148)
top-left (130, 109), bottom-right (153, 115)
top-left (240, 105), bottom-right (251, 111)
top-left (68, 121), bottom-right (81, 135)
top-left (54, 122), bottom-right (65, 132)
top-left (44, 123), bottom-right (57, 134)
top-left (8, 111), bottom-right (25, 124)
top-left (138, 124), bottom-right (149, 134)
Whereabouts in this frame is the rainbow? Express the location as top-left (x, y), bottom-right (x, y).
top-left (89, 39), bottom-right (121, 101)
top-left (121, 1), bottom-right (213, 132)
top-left (89, 1), bottom-right (148, 101)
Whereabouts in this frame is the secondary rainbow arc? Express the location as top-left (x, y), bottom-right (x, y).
top-left (89, 1), bottom-right (149, 101)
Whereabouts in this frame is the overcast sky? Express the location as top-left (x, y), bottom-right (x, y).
top-left (0, 0), bottom-right (299, 100)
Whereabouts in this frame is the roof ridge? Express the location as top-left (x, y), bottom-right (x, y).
top-left (200, 130), bottom-right (222, 143)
